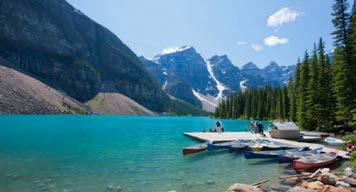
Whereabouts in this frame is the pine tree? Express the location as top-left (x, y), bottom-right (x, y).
top-left (289, 59), bottom-right (301, 122)
top-left (317, 38), bottom-right (335, 129)
top-left (297, 51), bottom-right (311, 130)
top-left (347, 0), bottom-right (356, 126)
top-left (282, 86), bottom-right (289, 120)
top-left (331, 0), bottom-right (353, 127)
top-left (306, 44), bottom-right (321, 129)
top-left (332, 49), bottom-right (353, 126)
top-left (288, 78), bottom-right (296, 121)
top-left (332, 0), bottom-right (350, 49)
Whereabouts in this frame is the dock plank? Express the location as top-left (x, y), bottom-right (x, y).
top-left (183, 132), bottom-right (349, 158)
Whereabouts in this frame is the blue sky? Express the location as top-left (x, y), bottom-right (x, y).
top-left (67, 0), bottom-right (338, 68)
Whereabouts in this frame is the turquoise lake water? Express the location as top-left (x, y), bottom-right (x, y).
top-left (0, 116), bottom-right (294, 192)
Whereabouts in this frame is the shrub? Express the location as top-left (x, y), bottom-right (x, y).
top-left (351, 151), bottom-right (356, 169)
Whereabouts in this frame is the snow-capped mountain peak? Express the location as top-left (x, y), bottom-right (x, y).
top-left (161, 46), bottom-right (192, 55)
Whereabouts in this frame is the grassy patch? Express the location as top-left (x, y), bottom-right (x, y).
top-left (63, 102), bottom-right (87, 114)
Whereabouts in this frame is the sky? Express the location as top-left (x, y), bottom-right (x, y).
top-left (67, 0), bottom-right (339, 68)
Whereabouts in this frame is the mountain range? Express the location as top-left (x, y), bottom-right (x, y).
top-left (141, 47), bottom-right (296, 111)
top-left (0, 0), bottom-right (295, 115)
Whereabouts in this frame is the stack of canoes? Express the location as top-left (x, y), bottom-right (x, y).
top-left (298, 131), bottom-right (333, 142)
top-left (242, 147), bottom-right (339, 172)
top-left (183, 139), bottom-right (298, 156)
top-left (248, 139), bottom-right (297, 151)
top-left (207, 139), bottom-right (288, 152)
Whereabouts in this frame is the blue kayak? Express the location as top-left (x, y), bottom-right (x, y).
top-left (244, 147), bottom-right (309, 159)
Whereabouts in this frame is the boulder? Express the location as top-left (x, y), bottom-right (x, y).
top-left (284, 176), bottom-right (300, 185)
top-left (106, 185), bottom-right (114, 191)
top-left (318, 173), bottom-right (340, 186)
top-left (287, 186), bottom-right (316, 192)
top-left (227, 183), bottom-right (263, 192)
top-left (342, 177), bottom-right (356, 187)
top-left (318, 185), bottom-right (352, 192)
top-left (300, 181), bottom-right (324, 190)
top-left (206, 179), bottom-right (216, 185)
top-left (335, 181), bottom-right (351, 188)
top-left (344, 167), bottom-right (354, 178)
top-left (321, 168), bottom-right (331, 174)
top-left (115, 186), bottom-right (123, 192)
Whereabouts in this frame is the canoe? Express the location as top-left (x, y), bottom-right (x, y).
top-left (229, 143), bottom-right (248, 153)
top-left (292, 152), bottom-right (338, 172)
top-left (244, 147), bottom-right (309, 159)
top-left (182, 143), bottom-right (208, 155)
top-left (277, 148), bottom-right (322, 163)
top-left (268, 140), bottom-right (298, 149)
top-left (324, 137), bottom-right (345, 146)
top-left (228, 140), bottom-right (249, 152)
top-left (298, 135), bottom-right (323, 142)
top-left (301, 131), bottom-right (333, 138)
top-left (207, 140), bottom-right (238, 150)
top-left (252, 139), bottom-right (290, 150)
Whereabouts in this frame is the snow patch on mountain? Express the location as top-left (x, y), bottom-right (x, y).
top-left (162, 80), bottom-right (168, 90)
top-left (147, 57), bottom-right (160, 64)
top-left (240, 80), bottom-right (247, 92)
top-left (192, 89), bottom-right (218, 112)
top-left (162, 46), bottom-right (192, 55)
top-left (206, 60), bottom-right (226, 100)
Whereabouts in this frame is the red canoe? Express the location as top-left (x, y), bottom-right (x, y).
top-left (293, 152), bottom-right (338, 172)
top-left (182, 143), bottom-right (208, 155)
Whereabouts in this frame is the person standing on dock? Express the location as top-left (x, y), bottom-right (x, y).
top-left (257, 122), bottom-right (265, 137)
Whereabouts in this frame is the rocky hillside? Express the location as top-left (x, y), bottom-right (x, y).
top-left (86, 93), bottom-right (156, 116)
top-left (0, 64), bottom-right (89, 114)
top-left (0, 0), bottom-right (170, 112)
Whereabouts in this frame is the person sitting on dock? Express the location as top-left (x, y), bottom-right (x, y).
top-left (213, 121), bottom-right (224, 133)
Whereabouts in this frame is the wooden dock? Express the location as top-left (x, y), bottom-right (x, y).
top-left (183, 132), bottom-right (349, 158)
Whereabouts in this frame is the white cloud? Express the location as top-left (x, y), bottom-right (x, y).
top-left (264, 36), bottom-right (289, 47)
top-left (267, 7), bottom-right (301, 27)
top-left (251, 44), bottom-right (263, 52)
top-left (237, 41), bottom-right (247, 45)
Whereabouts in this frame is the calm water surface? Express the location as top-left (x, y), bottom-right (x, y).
top-left (0, 116), bottom-right (293, 192)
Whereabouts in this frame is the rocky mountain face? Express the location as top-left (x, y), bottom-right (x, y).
top-left (261, 62), bottom-right (296, 86)
top-left (141, 55), bottom-right (203, 109)
top-left (0, 0), bottom-right (170, 112)
top-left (141, 46), bottom-right (296, 111)
top-left (207, 55), bottom-right (241, 96)
top-left (153, 47), bottom-right (218, 96)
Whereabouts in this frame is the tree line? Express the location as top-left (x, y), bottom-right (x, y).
top-left (214, 0), bottom-right (355, 131)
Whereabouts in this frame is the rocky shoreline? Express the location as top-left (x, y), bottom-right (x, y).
top-left (227, 167), bottom-right (356, 192)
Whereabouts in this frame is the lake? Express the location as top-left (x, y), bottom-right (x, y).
top-left (0, 116), bottom-right (292, 192)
